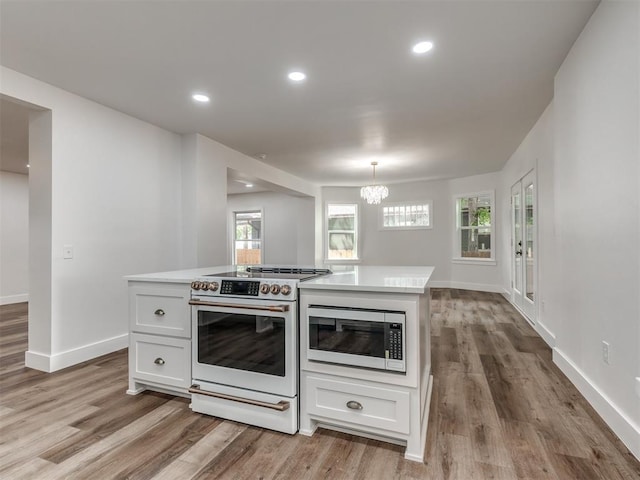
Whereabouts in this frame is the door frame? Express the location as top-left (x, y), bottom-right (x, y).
top-left (510, 169), bottom-right (537, 323)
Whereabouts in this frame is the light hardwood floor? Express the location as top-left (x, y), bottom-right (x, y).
top-left (1, 291), bottom-right (638, 479)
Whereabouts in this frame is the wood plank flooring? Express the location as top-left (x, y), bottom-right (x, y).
top-left (1, 290), bottom-right (639, 479)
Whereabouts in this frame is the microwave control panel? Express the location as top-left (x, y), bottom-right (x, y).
top-left (388, 323), bottom-right (403, 360)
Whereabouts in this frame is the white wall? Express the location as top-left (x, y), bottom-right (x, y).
top-left (500, 103), bottom-right (555, 345)
top-left (321, 171), bottom-right (503, 291)
top-left (227, 191), bottom-right (315, 265)
top-left (0, 171), bottom-right (29, 304)
top-left (0, 67), bottom-right (320, 372)
top-left (1, 67), bottom-right (185, 371)
top-left (552, 1), bottom-right (639, 457)
top-left (500, 1), bottom-right (640, 458)
top-left (181, 134), bottom-right (321, 268)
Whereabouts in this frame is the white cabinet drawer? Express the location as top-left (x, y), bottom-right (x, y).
top-left (304, 374), bottom-right (410, 434)
top-left (130, 333), bottom-right (191, 389)
top-left (130, 285), bottom-right (190, 337)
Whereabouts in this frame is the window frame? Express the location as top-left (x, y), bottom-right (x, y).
top-left (232, 209), bottom-right (263, 265)
top-left (452, 191), bottom-right (496, 265)
top-left (325, 202), bottom-right (360, 263)
top-left (378, 200), bottom-right (433, 230)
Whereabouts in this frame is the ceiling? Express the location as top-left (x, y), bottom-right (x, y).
top-left (0, 1), bottom-right (598, 186)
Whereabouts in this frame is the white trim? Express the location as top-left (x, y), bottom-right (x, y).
top-left (0, 293), bottom-right (29, 305)
top-left (325, 202), bottom-right (359, 262)
top-left (452, 190), bottom-right (495, 262)
top-left (451, 258), bottom-right (497, 266)
top-left (25, 333), bottom-right (128, 373)
top-left (505, 294), bottom-right (556, 348)
top-left (378, 200), bottom-right (433, 230)
top-left (429, 280), bottom-right (504, 293)
top-left (553, 348), bottom-right (640, 461)
top-left (231, 208), bottom-right (264, 265)
top-left (24, 350), bottom-right (51, 372)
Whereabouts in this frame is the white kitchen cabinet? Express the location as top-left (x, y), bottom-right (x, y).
top-left (127, 281), bottom-right (191, 397)
top-left (303, 373), bottom-right (411, 434)
top-left (129, 333), bottom-right (191, 389)
top-left (298, 286), bottom-right (433, 463)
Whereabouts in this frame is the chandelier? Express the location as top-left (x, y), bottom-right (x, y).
top-left (360, 161), bottom-right (389, 205)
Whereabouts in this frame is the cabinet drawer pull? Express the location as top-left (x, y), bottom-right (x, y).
top-left (154, 309), bottom-right (165, 316)
top-left (346, 400), bottom-right (363, 410)
top-left (154, 357), bottom-right (165, 365)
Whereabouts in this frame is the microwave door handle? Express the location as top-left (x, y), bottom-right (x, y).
top-left (188, 300), bottom-right (289, 313)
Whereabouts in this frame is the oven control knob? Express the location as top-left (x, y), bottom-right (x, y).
top-left (281, 285), bottom-right (292, 296)
top-left (208, 281), bottom-right (219, 292)
top-left (260, 284), bottom-right (270, 295)
top-left (201, 282), bottom-right (210, 291)
top-left (270, 284), bottom-right (281, 295)
top-left (191, 281), bottom-right (201, 290)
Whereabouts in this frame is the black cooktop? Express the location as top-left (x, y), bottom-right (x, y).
top-left (204, 266), bottom-right (332, 281)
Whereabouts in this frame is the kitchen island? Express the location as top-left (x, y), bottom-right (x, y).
top-left (298, 265), bottom-right (434, 462)
top-left (125, 264), bottom-right (434, 462)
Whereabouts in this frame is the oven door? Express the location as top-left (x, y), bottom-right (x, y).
top-left (190, 297), bottom-right (297, 398)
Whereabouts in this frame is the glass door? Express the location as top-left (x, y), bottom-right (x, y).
top-left (511, 170), bottom-right (536, 322)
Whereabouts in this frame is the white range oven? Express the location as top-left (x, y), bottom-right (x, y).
top-left (188, 266), bottom-right (330, 434)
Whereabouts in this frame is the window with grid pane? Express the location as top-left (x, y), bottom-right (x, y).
top-left (326, 204), bottom-right (358, 260)
top-left (454, 193), bottom-right (494, 261)
top-left (234, 210), bottom-right (262, 265)
top-left (380, 202), bottom-right (432, 229)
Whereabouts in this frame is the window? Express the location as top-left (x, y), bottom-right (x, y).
top-left (380, 201), bottom-right (432, 229)
top-left (233, 210), bottom-right (262, 265)
top-left (454, 192), bottom-right (494, 262)
top-left (326, 204), bottom-right (358, 260)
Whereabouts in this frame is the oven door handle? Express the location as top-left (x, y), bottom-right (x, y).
top-left (188, 299), bottom-right (290, 313)
top-left (189, 384), bottom-right (290, 411)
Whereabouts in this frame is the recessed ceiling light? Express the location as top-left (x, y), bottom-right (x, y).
top-left (192, 93), bottom-right (210, 103)
top-left (26, 164), bottom-right (30, 168)
top-left (412, 41), bottom-right (434, 54)
top-left (288, 71), bottom-right (306, 82)
top-left (245, 183), bottom-right (254, 188)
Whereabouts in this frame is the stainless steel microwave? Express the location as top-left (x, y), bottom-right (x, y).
top-left (306, 305), bottom-right (406, 373)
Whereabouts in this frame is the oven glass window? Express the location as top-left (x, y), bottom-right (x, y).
top-left (309, 316), bottom-right (385, 358)
top-left (198, 311), bottom-right (285, 376)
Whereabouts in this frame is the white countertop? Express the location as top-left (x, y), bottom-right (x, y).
top-left (125, 265), bottom-right (237, 283)
top-left (126, 265), bottom-right (434, 294)
top-left (299, 265), bottom-right (434, 294)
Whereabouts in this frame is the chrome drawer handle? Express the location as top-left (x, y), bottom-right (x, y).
top-left (154, 357), bottom-right (165, 365)
top-left (346, 400), bottom-right (363, 410)
top-left (154, 309), bottom-right (165, 316)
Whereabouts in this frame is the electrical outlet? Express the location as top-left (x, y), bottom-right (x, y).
top-left (601, 341), bottom-right (610, 365)
top-left (63, 245), bottom-right (73, 259)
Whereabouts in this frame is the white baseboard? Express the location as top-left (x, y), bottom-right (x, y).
top-left (553, 348), bottom-right (640, 461)
top-left (503, 291), bottom-right (556, 348)
top-left (534, 320), bottom-right (556, 348)
top-left (0, 293), bottom-right (29, 305)
top-left (25, 333), bottom-right (128, 373)
top-left (429, 280), bottom-right (504, 293)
